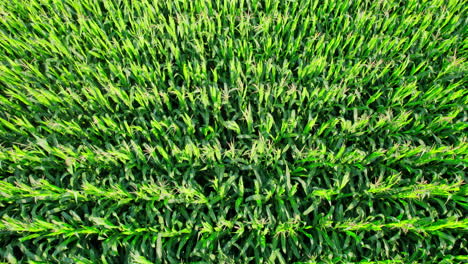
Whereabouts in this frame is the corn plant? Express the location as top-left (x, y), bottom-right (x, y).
top-left (0, 0), bottom-right (466, 263)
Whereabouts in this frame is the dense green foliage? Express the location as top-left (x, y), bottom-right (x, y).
top-left (0, 0), bottom-right (467, 263)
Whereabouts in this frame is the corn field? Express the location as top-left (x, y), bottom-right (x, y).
top-left (0, 0), bottom-right (467, 263)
